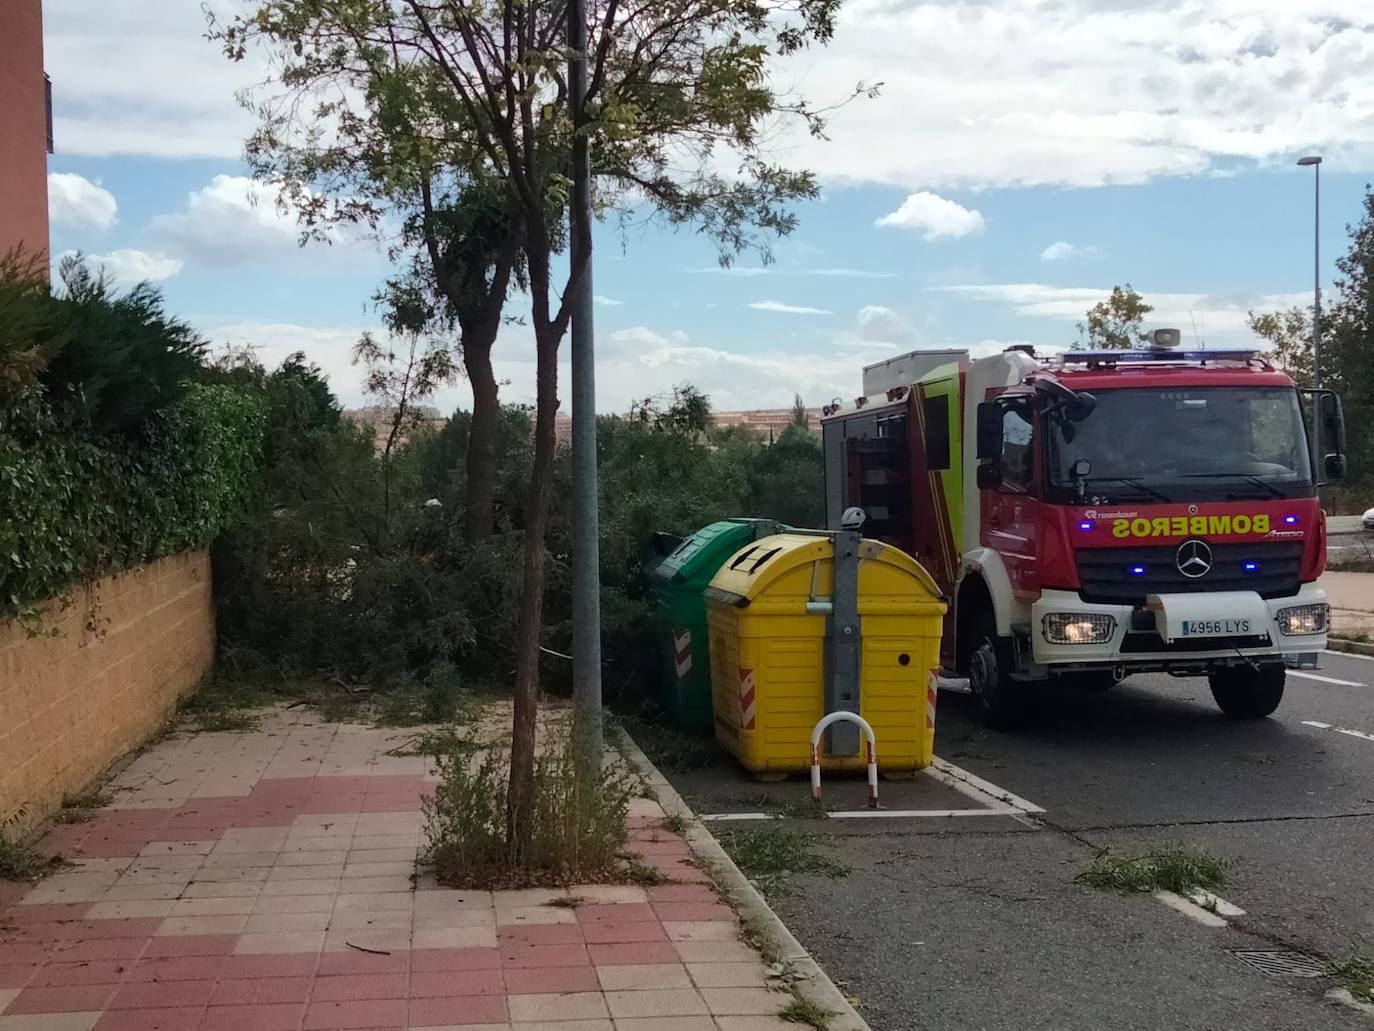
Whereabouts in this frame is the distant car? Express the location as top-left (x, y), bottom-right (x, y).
top-left (1365, 506), bottom-right (1374, 532)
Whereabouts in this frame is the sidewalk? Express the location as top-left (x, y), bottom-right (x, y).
top-left (0, 710), bottom-right (792, 1031)
top-left (1321, 570), bottom-right (1374, 637)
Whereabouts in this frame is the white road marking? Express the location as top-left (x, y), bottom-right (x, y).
top-left (1327, 648), bottom-right (1374, 664)
top-left (1186, 889), bottom-right (1246, 917)
top-left (1154, 890), bottom-right (1229, 928)
top-left (698, 807), bottom-right (1024, 822)
top-left (699, 812), bottom-right (782, 822)
top-left (1301, 719), bottom-right (1374, 744)
top-left (925, 757), bottom-right (1047, 814)
top-left (1289, 671), bottom-right (1366, 687)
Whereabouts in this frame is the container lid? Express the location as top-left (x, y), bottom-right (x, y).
top-left (707, 532), bottom-right (943, 603)
top-left (653, 519), bottom-right (783, 585)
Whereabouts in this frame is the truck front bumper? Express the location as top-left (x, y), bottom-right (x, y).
top-left (1028, 584), bottom-right (1327, 673)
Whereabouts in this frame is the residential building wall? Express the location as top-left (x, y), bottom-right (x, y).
top-left (0, 0), bottom-right (49, 258)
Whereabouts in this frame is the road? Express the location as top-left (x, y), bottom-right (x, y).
top-left (653, 651), bottom-right (1374, 1031)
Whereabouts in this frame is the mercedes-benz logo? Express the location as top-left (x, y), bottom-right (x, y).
top-left (1176, 538), bottom-right (1213, 579)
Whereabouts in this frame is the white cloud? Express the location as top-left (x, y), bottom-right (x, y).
top-left (748, 300), bottom-right (834, 316)
top-left (39, 1), bottom-right (1374, 190)
top-left (149, 174), bottom-right (375, 269)
top-left (62, 249), bottom-right (183, 286)
top-left (1040, 241), bottom-right (1101, 262)
top-left (47, 173), bottom-right (117, 230)
top-left (687, 266), bottom-right (778, 276)
top-left (856, 305), bottom-right (915, 344)
top-left (594, 295), bottom-right (624, 307)
top-left (809, 268), bottom-right (898, 279)
top-left (936, 283), bottom-right (1310, 342)
top-left (876, 193), bottom-right (986, 240)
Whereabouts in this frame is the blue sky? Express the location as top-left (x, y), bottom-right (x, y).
top-left (39, 0), bottom-right (1374, 413)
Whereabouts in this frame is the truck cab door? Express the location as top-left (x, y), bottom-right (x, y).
top-left (979, 397), bottom-right (1041, 598)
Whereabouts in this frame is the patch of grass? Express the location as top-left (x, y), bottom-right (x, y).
top-left (385, 725), bottom-right (478, 759)
top-left (662, 812), bottom-right (690, 836)
top-left (179, 675), bottom-right (298, 733)
top-left (620, 715), bottom-right (718, 774)
top-left (1331, 952), bottom-right (1374, 1003)
top-left (1333, 630), bottom-right (1373, 644)
top-left (1077, 844), bottom-right (1228, 895)
top-left (620, 854), bottom-right (670, 886)
top-left (779, 996), bottom-right (833, 1028)
top-left (718, 827), bottom-right (850, 895)
top-left (0, 811), bottom-right (68, 882)
top-left (547, 895), bottom-right (585, 908)
top-left (54, 790), bottom-right (113, 825)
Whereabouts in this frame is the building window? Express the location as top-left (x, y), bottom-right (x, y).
top-left (923, 394), bottom-right (950, 470)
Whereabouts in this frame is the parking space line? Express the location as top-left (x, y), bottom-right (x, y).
top-left (1154, 890), bottom-right (1230, 928)
top-left (925, 757), bottom-right (1047, 814)
top-left (1302, 719), bottom-right (1374, 743)
top-left (698, 807), bottom-right (1025, 822)
top-left (1187, 889), bottom-right (1246, 917)
top-left (1290, 671), bottom-right (1366, 687)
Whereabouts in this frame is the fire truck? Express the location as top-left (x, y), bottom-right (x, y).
top-left (821, 332), bottom-right (1348, 727)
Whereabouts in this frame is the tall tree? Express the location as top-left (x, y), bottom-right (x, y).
top-left (789, 392), bottom-right (810, 431)
top-left (1327, 186), bottom-right (1374, 485)
top-left (1247, 306), bottom-right (1315, 387)
top-left (218, 0), bottom-right (861, 850)
top-left (1075, 284), bottom-right (1152, 350)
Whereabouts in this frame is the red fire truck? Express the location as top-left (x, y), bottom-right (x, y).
top-left (821, 333), bottom-right (1348, 727)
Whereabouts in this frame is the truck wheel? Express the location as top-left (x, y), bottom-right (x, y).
top-left (967, 621), bottom-right (1030, 729)
top-left (1209, 665), bottom-right (1286, 719)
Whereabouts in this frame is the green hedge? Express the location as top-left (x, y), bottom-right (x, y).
top-left (0, 383), bottom-right (266, 617)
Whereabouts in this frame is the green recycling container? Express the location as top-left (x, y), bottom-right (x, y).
top-left (650, 519), bottom-right (783, 733)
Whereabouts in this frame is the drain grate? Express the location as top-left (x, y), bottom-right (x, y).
top-left (1229, 949), bottom-right (1329, 979)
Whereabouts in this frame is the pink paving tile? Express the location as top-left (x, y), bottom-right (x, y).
top-left (0, 942), bottom-right (53, 966)
top-left (50, 936), bottom-right (149, 962)
top-left (407, 970), bottom-right (503, 998)
top-left (200, 1002), bottom-right (307, 1031)
top-left (498, 943), bottom-right (590, 968)
top-left (222, 953), bottom-right (321, 979)
top-left (586, 942), bottom-right (682, 966)
top-left (652, 902), bottom-right (737, 922)
top-left (406, 994), bottom-right (507, 1026)
top-left (407, 949), bottom-right (501, 973)
top-left (314, 951), bottom-right (407, 977)
top-left (303, 998), bottom-right (408, 1029)
top-left (629, 840), bottom-right (693, 857)
top-left (309, 974), bottom-right (408, 1001)
top-left (575, 903), bottom-right (658, 924)
top-left (646, 884), bottom-right (719, 904)
top-left (6, 904), bottom-right (92, 924)
top-left (29, 960), bottom-right (132, 986)
top-left (108, 978), bottom-right (216, 1009)
top-left (93, 1004), bottom-right (208, 1030)
top-left (3, 983), bottom-right (116, 1013)
top-left (496, 923), bottom-right (583, 945)
top-left (27, 919), bottom-right (164, 942)
top-left (126, 956), bottom-right (228, 983)
top-left (498, 965), bottom-right (599, 995)
top-left (579, 922), bottom-right (669, 945)
top-left (141, 935), bottom-right (238, 958)
top-left (0, 964), bottom-right (39, 989)
top-left (211, 976), bottom-right (313, 1006)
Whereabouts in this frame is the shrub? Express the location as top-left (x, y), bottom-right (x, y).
top-left (423, 726), bottom-right (636, 887)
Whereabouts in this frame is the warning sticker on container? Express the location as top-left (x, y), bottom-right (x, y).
top-left (927, 669), bottom-right (939, 731)
top-left (673, 628), bottom-right (692, 680)
top-left (739, 667), bottom-right (757, 730)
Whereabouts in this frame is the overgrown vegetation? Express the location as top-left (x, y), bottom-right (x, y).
top-left (1330, 952), bottom-right (1374, 1004)
top-left (780, 996), bottom-right (834, 1029)
top-left (0, 810), bottom-right (68, 882)
top-left (423, 726), bottom-right (638, 888)
top-left (55, 791), bottom-right (113, 825)
top-left (1077, 844), bottom-right (1228, 895)
top-left (719, 826), bottom-right (851, 895)
top-left (0, 254), bottom-right (265, 619)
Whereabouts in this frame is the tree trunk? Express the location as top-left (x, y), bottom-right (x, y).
top-left (506, 321), bottom-right (559, 859)
top-left (462, 334), bottom-right (500, 546)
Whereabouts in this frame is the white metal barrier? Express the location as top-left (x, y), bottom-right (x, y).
top-left (810, 711), bottom-right (878, 809)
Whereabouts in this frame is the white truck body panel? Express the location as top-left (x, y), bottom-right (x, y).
top-left (862, 348), bottom-right (969, 397)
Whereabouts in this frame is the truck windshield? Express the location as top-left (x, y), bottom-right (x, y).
top-left (1047, 386), bottom-right (1314, 502)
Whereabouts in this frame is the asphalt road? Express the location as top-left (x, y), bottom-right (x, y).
top-left (651, 650), bottom-right (1374, 1031)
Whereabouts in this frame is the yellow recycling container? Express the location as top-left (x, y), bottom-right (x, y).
top-left (705, 532), bottom-right (946, 774)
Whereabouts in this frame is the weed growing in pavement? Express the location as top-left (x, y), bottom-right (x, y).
top-left (54, 791), bottom-right (114, 825)
top-left (718, 826), bottom-right (851, 895)
top-left (178, 675), bottom-right (298, 732)
top-left (662, 812), bottom-right (690, 836)
top-left (619, 854), bottom-right (671, 886)
top-left (1077, 844), bottom-right (1228, 895)
top-left (0, 810), bottom-right (69, 882)
top-left (424, 729), bottom-right (637, 888)
top-left (779, 995), bottom-right (833, 1028)
top-left (619, 715), bottom-right (718, 773)
top-left (1331, 953), bottom-right (1374, 1003)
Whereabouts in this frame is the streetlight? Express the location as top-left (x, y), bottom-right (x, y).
top-left (1297, 154), bottom-right (1322, 481)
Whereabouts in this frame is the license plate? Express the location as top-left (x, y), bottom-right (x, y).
top-left (1181, 619), bottom-right (1251, 637)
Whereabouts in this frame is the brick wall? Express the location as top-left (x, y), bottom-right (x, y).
top-left (0, 0), bottom-right (49, 259)
top-left (0, 551), bottom-right (215, 833)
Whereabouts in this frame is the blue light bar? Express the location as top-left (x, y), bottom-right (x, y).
top-left (1129, 565), bottom-right (1147, 576)
top-left (1243, 561), bottom-right (1260, 572)
top-left (1058, 349), bottom-right (1259, 364)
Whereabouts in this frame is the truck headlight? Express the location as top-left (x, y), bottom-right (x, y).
top-left (1043, 613), bottom-right (1116, 645)
top-left (1277, 603), bottom-right (1327, 636)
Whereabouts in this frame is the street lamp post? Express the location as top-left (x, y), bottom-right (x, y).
top-left (1297, 154), bottom-right (1322, 480)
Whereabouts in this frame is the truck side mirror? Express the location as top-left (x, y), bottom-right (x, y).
top-left (1320, 392), bottom-right (1347, 455)
top-left (976, 402), bottom-right (1001, 461)
top-left (976, 463), bottom-right (1003, 490)
top-left (1324, 453), bottom-right (1346, 482)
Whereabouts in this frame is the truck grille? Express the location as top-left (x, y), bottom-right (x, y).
top-left (1075, 542), bottom-right (1304, 605)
